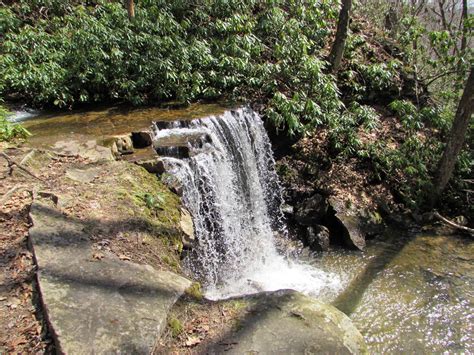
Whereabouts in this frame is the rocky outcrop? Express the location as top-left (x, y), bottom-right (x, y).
top-left (284, 191), bottom-right (383, 251)
top-left (29, 198), bottom-right (191, 354)
top-left (208, 290), bottom-right (367, 354)
top-left (327, 197), bottom-right (366, 250)
top-left (295, 193), bottom-right (328, 226)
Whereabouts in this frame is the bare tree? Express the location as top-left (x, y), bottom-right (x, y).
top-left (432, 68), bottom-right (474, 203)
top-left (329, 0), bottom-right (353, 72)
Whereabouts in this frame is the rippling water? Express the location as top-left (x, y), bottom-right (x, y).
top-left (308, 231), bottom-right (474, 353)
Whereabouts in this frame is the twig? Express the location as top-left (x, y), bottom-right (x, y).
top-left (433, 211), bottom-right (474, 236)
top-left (0, 184), bottom-right (23, 206)
top-left (0, 152), bottom-right (45, 182)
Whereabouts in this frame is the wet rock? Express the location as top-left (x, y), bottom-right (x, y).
top-left (295, 193), bottom-right (328, 226)
top-left (153, 128), bottom-right (210, 148)
top-left (180, 208), bottom-right (195, 248)
top-left (307, 225), bottom-right (330, 251)
top-left (29, 198), bottom-right (191, 354)
top-left (328, 197), bottom-right (366, 250)
top-left (135, 158), bottom-right (166, 174)
top-left (281, 204), bottom-right (294, 216)
top-left (209, 290), bottom-right (367, 354)
top-left (161, 173), bottom-right (183, 196)
top-left (131, 131), bottom-right (153, 148)
top-left (156, 146), bottom-right (190, 159)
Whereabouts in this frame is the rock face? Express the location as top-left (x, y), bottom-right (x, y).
top-left (295, 193), bottom-right (328, 226)
top-left (29, 198), bottom-right (191, 354)
top-left (328, 197), bottom-right (366, 250)
top-left (209, 290), bottom-right (367, 354)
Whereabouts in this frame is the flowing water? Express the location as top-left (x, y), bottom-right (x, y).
top-left (308, 231), bottom-right (474, 353)
top-left (18, 104), bottom-right (473, 352)
top-left (153, 108), bottom-right (341, 300)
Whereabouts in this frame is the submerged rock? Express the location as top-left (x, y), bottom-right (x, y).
top-left (208, 290), bottom-right (367, 354)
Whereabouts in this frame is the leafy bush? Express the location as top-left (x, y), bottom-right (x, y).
top-left (0, 0), bottom-right (342, 134)
top-left (0, 105), bottom-right (30, 142)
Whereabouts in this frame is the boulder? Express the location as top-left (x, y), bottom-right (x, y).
top-left (307, 224), bottom-right (330, 251)
top-left (328, 197), bottom-right (366, 250)
top-left (208, 290), bottom-right (367, 354)
top-left (294, 193), bottom-right (328, 226)
top-left (29, 198), bottom-right (191, 354)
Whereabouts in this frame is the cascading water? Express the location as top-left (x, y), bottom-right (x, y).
top-left (153, 107), bottom-right (340, 300)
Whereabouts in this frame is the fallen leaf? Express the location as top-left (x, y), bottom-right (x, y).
top-left (118, 255), bottom-right (131, 261)
top-left (185, 336), bottom-right (201, 347)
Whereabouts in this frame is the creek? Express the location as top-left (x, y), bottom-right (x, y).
top-left (13, 105), bottom-right (473, 353)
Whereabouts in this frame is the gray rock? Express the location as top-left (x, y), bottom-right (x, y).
top-left (65, 166), bottom-right (102, 183)
top-left (180, 208), bottom-right (195, 248)
top-left (307, 224), bottom-right (330, 251)
top-left (328, 197), bottom-right (366, 251)
top-left (53, 140), bottom-right (114, 162)
top-left (153, 128), bottom-right (210, 148)
top-left (208, 290), bottom-right (367, 354)
top-left (134, 159), bottom-right (166, 174)
top-left (29, 199), bottom-right (191, 354)
top-left (295, 194), bottom-right (328, 226)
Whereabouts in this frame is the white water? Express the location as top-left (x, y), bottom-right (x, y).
top-left (153, 108), bottom-right (341, 300)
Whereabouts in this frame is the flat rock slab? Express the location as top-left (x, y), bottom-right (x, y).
top-left (29, 199), bottom-right (191, 354)
top-left (209, 290), bottom-right (367, 354)
top-left (65, 166), bottom-right (103, 183)
top-left (53, 139), bottom-right (113, 162)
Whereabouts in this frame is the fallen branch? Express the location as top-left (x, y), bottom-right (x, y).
top-left (0, 152), bottom-right (45, 182)
top-left (433, 211), bottom-right (474, 236)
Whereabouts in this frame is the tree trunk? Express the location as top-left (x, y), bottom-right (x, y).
top-left (126, 0), bottom-right (135, 19)
top-left (328, 0), bottom-right (352, 72)
top-left (432, 68), bottom-right (474, 204)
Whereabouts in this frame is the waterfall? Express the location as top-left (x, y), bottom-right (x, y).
top-left (153, 107), bottom-right (340, 300)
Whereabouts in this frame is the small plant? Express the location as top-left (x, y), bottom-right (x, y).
top-left (185, 282), bottom-right (203, 301)
top-left (168, 317), bottom-right (183, 337)
top-left (0, 105), bottom-right (30, 142)
top-left (136, 192), bottom-right (165, 211)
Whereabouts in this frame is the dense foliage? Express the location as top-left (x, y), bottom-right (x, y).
top-left (0, 0), bottom-right (472, 212)
top-left (0, 0), bottom-right (345, 135)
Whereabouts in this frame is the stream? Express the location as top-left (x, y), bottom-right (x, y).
top-left (11, 105), bottom-right (474, 353)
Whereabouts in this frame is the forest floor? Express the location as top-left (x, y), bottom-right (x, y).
top-left (0, 142), bottom-right (186, 353)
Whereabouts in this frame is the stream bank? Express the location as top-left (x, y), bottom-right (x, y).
top-left (1, 104), bottom-right (472, 353)
top-left (1, 105), bottom-right (368, 354)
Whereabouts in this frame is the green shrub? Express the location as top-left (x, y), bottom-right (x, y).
top-left (0, 105), bottom-right (31, 142)
top-left (0, 0), bottom-right (341, 135)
